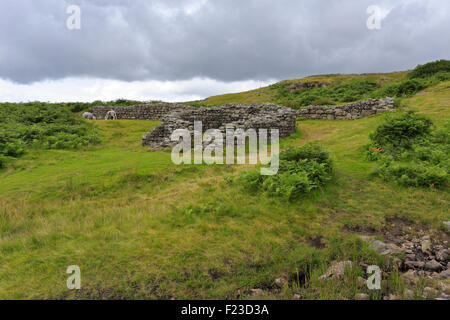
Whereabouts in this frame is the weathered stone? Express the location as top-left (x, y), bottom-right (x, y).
top-left (436, 250), bottom-right (449, 262)
top-left (249, 289), bottom-right (264, 296)
top-left (423, 287), bottom-right (438, 298)
top-left (436, 270), bottom-right (450, 280)
top-left (142, 103), bottom-right (297, 149)
top-left (425, 260), bottom-right (444, 272)
top-left (401, 270), bottom-right (420, 285)
top-left (405, 260), bottom-right (425, 269)
top-left (318, 261), bottom-right (353, 281)
top-left (421, 239), bottom-right (431, 252)
top-left (296, 98), bottom-right (395, 120)
top-left (354, 293), bottom-right (370, 300)
top-left (293, 294), bottom-right (301, 300)
top-left (274, 277), bottom-right (287, 288)
top-left (438, 281), bottom-right (450, 295)
top-left (370, 240), bottom-right (403, 256)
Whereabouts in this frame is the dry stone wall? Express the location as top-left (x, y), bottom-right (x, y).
top-left (142, 103), bottom-right (297, 149)
top-left (89, 98), bottom-right (395, 150)
top-left (296, 98), bottom-right (395, 120)
top-left (90, 103), bottom-right (188, 120)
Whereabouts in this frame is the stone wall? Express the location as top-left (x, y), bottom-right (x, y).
top-left (296, 98), bottom-right (395, 120)
top-left (142, 103), bottom-right (297, 149)
top-left (90, 103), bottom-right (189, 120)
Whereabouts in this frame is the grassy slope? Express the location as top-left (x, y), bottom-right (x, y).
top-left (0, 81), bottom-right (449, 300)
top-left (191, 72), bottom-right (408, 106)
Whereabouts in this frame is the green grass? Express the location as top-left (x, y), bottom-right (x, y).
top-left (0, 80), bottom-right (449, 300)
top-left (189, 72), bottom-right (409, 107)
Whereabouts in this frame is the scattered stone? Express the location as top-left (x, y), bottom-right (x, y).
top-left (423, 287), bottom-right (438, 299)
top-left (318, 261), bottom-right (353, 281)
top-left (438, 281), bottom-right (450, 295)
top-left (405, 260), bottom-right (425, 269)
top-left (249, 289), bottom-right (264, 297)
top-left (436, 270), bottom-right (450, 280)
top-left (421, 239), bottom-right (431, 252)
top-left (274, 277), bottom-right (287, 289)
top-left (354, 293), bottom-right (370, 300)
top-left (293, 294), bottom-right (301, 300)
top-left (401, 270), bottom-right (420, 285)
top-left (370, 240), bottom-right (403, 256)
top-left (425, 260), bottom-right (444, 272)
top-left (436, 250), bottom-right (448, 262)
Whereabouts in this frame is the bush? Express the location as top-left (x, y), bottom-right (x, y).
top-left (369, 111), bottom-right (433, 154)
top-left (375, 161), bottom-right (448, 188)
top-left (367, 115), bottom-right (449, 188)
top-left (0, 102), bottom-right (101, 162)
top-left (238, 144), bottom-right (333, 201)
top-left (396, 79), bottom-right (426, 96)
top-left (408, 60), bottom-right (450, 79)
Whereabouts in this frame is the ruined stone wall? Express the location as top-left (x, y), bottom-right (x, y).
top-left (142, 103), bottom-right (297, 149)
top-left (296, 98), bottom-right (395, 120)
top-left (90, 103), bottom-right (189, 120)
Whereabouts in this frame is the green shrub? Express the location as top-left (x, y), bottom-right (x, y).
top-left (238, 144), bottom-right (333, 201)
top-left (369, 111), bottom-right (433, 154)
top-left (0, 102), bottom-right (101, 161)
top-left (311, 98), bottom-right (336, 106)
top-left (262, 171), bottom-right (312, 201)
top-left (408, 60), bottom-right (450, 79)
top-left (395, 79), bottom-right (426, 96)
top-left (367, 115), bottom-right (449, 188)
top-left (375, 161), bottom-right (448, 188)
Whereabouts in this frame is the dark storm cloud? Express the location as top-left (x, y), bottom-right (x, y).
top-left (0, 0), bottom-right (449, 84)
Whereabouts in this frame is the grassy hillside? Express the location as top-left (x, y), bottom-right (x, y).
top-left (192, 61), bottom-right (450, 108)
top-left (0, 72), bottom-right (448, 299)
top-left (191, 72), bottom-right (409, 107)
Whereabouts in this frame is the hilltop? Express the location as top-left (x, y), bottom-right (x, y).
top-left (190, 60), bottom-right (450, 109)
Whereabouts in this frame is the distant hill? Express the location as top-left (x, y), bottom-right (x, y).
top-left (188, 60), bottom-right (450, 109)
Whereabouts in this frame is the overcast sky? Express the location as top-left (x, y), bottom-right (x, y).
top-left (0, 0), bottom-right (449, 102)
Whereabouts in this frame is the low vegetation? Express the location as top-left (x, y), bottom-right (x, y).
top-left (237, 144), bottom-right (333, 201)
top-left (194, 60), bottom-right (450, 109)
top-left (366, 111), bottom-right (449, 188)
top-left (0, 103), bottom-right (101, 167)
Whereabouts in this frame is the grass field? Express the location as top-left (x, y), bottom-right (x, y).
top-left (0, 81), bottom-right (449, 300)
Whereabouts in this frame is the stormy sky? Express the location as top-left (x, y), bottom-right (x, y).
top-left (0, 0), bottom-right (449, 102)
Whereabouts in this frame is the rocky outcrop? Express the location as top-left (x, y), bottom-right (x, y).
top-left (142, 103), bottom-right (297, 149)
top-left (296, 98), bottom-right (395, 120)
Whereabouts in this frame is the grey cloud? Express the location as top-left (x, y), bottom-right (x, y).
top-left (0, 0), bottom-right (449, 84)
